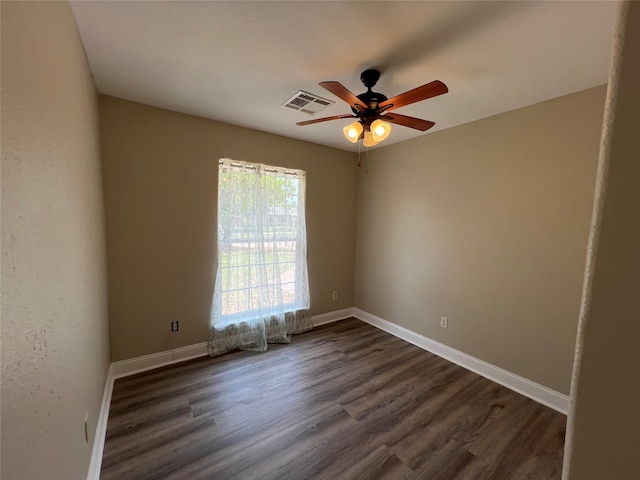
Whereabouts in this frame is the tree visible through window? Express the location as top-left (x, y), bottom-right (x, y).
top-left (208, 159), bottom-right (311, 356)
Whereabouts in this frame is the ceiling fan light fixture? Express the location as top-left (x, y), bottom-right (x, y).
top-left (343, 121), bottom-right (363, 143)
top-left (363, 130), bottom-right (379, 147)
top-left (371, 119), bottom-right (391, 142)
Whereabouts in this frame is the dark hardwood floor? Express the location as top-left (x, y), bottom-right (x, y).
top-left (101, 318), bottom-right (566, 479)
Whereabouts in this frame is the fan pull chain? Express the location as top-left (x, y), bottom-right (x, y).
top-left (365, 143), bottom-right (369, 173)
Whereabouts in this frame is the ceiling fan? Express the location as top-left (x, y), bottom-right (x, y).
top-left (296, 69), bottom-right (448, 146)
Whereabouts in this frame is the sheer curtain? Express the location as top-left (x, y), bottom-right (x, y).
top-left (208, 159), bottom-right (311, 356)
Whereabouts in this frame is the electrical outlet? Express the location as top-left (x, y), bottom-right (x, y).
top-left (171, 320), bottom-right (180, 332)
top-left (332, 291), bottom-right (338, 300)
top-left (84, 413), bottom-right (89, 443)
top-left (440, 316), bottom-right (448, 329)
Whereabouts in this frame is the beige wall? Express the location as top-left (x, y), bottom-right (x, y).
top-left (355, 86), bottom-right (606, 394)
top-left (99, 96), bottom-right (357, 361)
top-left (1, 2), bottom-right (110, 479)
top-left (564, 2), bottom-right (640, 478)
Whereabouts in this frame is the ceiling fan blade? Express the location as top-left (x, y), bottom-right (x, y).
top-left (296, 114), bottom-right (355, 126)
top-left (378, 80), bottom-right (448, 111)
top-left (319, 81), bottom-right (368, 109)
top-left (383, 112), bottom-right (435, 131)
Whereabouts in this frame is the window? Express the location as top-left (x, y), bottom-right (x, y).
top-left (211, 159), bottom-right (310, 330)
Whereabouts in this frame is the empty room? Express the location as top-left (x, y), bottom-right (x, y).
top-left (2, 1), bottom-right (639, 479)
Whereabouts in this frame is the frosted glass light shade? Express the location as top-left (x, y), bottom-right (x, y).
top-left (371, 119), bottom-right (391, 142)
top-left (363, 130), bottom-right (379, 147)
top-left (343, 121), bottom-right (363, 143)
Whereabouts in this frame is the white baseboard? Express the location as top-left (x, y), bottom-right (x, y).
top-left (312, 307), bottom-right (356, 326)
top-left (111, 342), bottom-right (209, 379)
top-left (86, 364), bottom-right (115, 480)
top-left (87, 307), bottom-right (568, 479)
top-left (352, 308), bottom-right (569, 415)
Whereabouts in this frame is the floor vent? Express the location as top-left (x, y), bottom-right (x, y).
top-left (282, 91), bottom-right (334, 115)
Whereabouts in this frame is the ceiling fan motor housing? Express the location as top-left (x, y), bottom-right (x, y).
top-left (353, 69), bottom-right (388, 123)
top-left (356, 91), bottom-right (388, 111)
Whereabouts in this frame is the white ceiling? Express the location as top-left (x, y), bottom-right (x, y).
top-left (70, 1), bottom-right (619, 152)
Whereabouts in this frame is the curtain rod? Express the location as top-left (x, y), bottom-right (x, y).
top-left (219, 159), bottom-right (303, 176)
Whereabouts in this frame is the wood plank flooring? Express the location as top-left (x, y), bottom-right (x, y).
top-left (101, 318), bottom-right (566, 479)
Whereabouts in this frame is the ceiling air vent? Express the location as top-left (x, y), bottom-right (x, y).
top-left (281, 90), bottom-right (335, 115)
